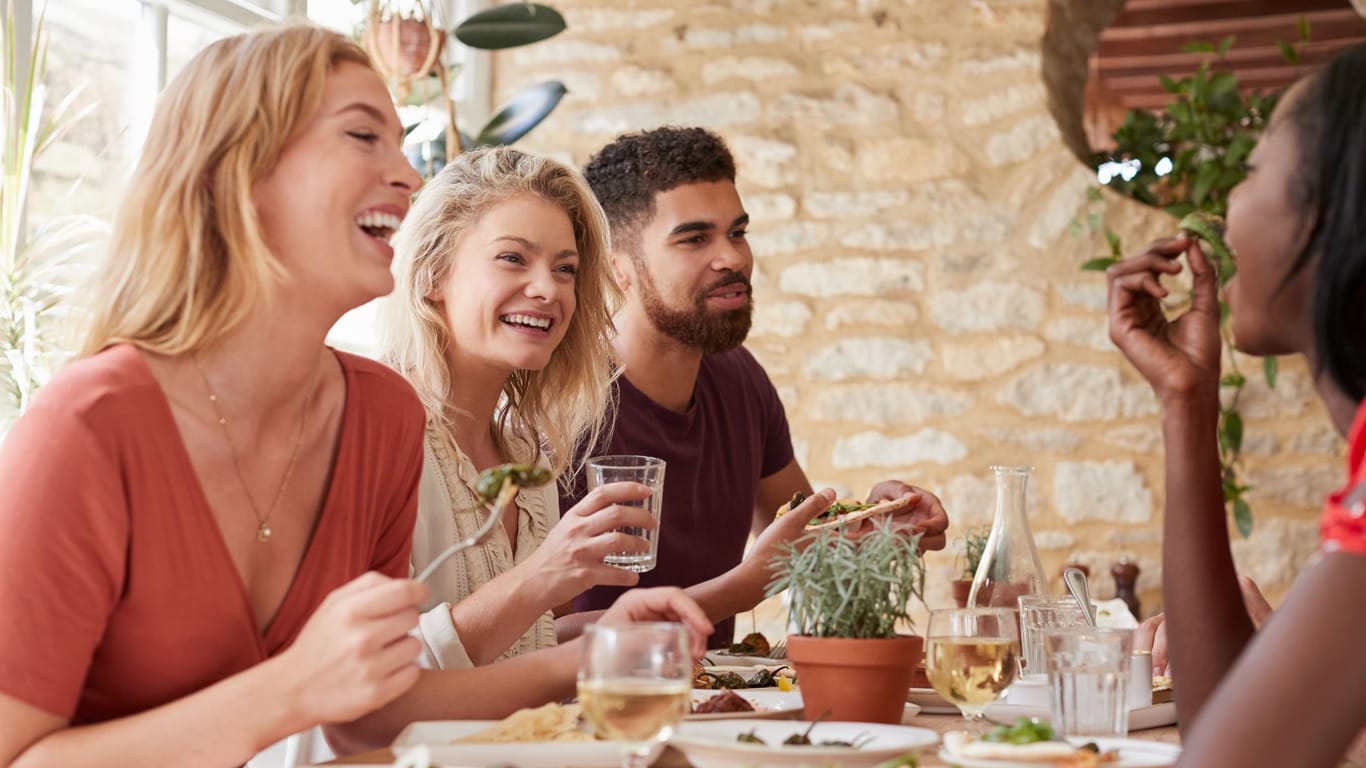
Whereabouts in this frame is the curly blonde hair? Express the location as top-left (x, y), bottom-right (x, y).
top-left (82, 24), bottom-right (370, 356)
top-left (380, 147), bottom-right (621, 484)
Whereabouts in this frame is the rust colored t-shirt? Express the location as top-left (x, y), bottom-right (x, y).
top-left (0, 344), bottom-right (425, 723)
top-left (1322, 399), bottom-right (1366, 556)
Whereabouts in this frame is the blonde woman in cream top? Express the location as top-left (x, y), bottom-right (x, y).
top-left (382, 148), bottom-right (658, 669)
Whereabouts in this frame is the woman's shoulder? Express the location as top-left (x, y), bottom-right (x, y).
top-left (32, 344), bottom-right (162, 419)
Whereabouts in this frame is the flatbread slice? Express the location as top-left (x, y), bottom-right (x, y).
top-left (776, 493), bottom-right (916, 530)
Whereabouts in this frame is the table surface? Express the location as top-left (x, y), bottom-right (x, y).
top-left (322, 712), bottom-right (1181, 767)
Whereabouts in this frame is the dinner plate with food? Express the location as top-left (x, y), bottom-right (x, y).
top-left (693, 662), bottom-right (795, 690)
top-left (392, 703), bottom-right (666, 768)
top-left (671, 718), bottom-right (938, 768)
top-left (939, 719), bottom-right (1179, 767)
top-left (691, 688), bottom-right (922, 723)
top-left (906, 686), bottom-right (958, 715)
top-left (984, 701), bottom-right (1177, 732)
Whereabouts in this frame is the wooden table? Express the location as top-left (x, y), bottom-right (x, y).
top-left (322, 712), bottom-right (1181, 766)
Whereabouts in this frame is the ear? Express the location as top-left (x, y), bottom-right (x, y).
top-left (608, 250), bottom-right (635, 292)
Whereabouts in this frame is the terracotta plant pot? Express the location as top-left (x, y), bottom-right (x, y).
top-left (369, 18), bottom-right (444, 80)
top-left (787, 634), bottom-right (923, 724)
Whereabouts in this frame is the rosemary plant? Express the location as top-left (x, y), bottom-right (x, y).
top-left (959, 525), bottom-right (990, 581)
top-left (766, 518), bottom-right (925, 639)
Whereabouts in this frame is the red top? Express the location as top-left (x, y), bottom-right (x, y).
top-left (0, 344), bottom-right (424, 723)
top-left (1321, 399), bottom-right (1366, 556)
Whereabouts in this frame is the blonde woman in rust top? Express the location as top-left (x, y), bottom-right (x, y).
top-left (0, 25), bottom-right (431, 766)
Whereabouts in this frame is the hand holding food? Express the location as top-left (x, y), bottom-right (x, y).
top-left (775, 491), bottom-right (917, 530)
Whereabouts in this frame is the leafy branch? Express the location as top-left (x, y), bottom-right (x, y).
top-left (1077, 21), bottom-right (1310, 537)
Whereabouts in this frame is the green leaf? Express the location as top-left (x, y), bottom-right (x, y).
top-left (473, 80), bottom-right (568, 146)
top-left (1217, 34), bottom-right (1236, 57)
top-left (454, 3), bottom-right (567, 50)
top-left (1277, 40), bottom-right (1300, 66)
top-left (1086, 185), bottom-right (1103, 202)
top-left (1068, 219), bottom-right (1084, 238)
top-left (1105, 229), bottom-right (1123, 258)
top-left (1220, 373), bottom-right (1246, 388)
top-left (1081, 257), bottom-right (1119, 272)
top-left (1298, 15), bottom-right (1311, 43)
top-left (1182, 40), bottom-right (1216, 54)
top-left (1221, 409), bottom-right (1244, 455)
top-left (1263, 356), bottom-right (1278, 388)
top-left (1086, 211), bottom-right (1102, 231)
top-left (1209, 71), bottom-right (1238, 100)
top-left (1159, 75), bottom-right (1181, 95)
top-left (1233, 498), bottom-right (1253, 539)
top-left (1191, 163), bottom-right (1217, 205)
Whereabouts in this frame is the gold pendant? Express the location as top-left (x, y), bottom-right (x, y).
top-left (257, 525), bottom-right (272, 543)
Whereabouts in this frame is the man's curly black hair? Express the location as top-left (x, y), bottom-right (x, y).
top-left (582, 126), bottom-right (737, 256)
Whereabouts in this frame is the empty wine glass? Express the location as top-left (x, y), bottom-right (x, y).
top-left (925, 607), bottom-right (1019, 721)
top-left (578, 622), bottom-right (692, 768)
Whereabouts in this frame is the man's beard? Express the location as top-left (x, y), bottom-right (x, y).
top-left (636, 265), bottom-right (753, 354)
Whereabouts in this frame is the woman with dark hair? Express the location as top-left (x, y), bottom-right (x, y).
top-left (1106, 43), bottom-right (1366, 765)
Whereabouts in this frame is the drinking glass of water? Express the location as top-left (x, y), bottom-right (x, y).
top-left (586, 455), bottom-right (665, 572)
top-left (1043, 626), bottom-right (1134, 739)
top-left (578, 622), bottom-right (692, 768)
top-left (925, 607), bottom-right (1019, 721)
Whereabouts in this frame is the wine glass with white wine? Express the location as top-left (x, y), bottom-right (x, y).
top-left (578, 622), bottom-right (692, 768)
top-left (926, 607), bottom-right (1019, 722)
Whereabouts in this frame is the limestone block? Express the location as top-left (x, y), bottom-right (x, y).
top-left (769, 84), bottom-right (899, 129)
top-left (909, 89), bottom-right (948, 123)
top-left (510, 41), bottom-right (619, 66)
top-left (811, 383), bottom-right (969, 425)
top-left (1044, 317), bottom-right (1112, 351)
top-left (959, 44), bottom-right (1040, 75)
top-left (682, 24), bottom-right (787, 48)
top-left (1027, 166), bottom-right (1095, 248)
top-left (702, 56), bottom-right (801, 84)
top-left (831, 429), bottom-right (968, 469)
top-left (1099, 424), bottom-right (1163, 454)
top-left (1230, 516), bottom-right (1320, 592)
top-left (610, 66), bottom-right (677, 97)
top-left (791, 436), bottom-right (810, 468)
top-left (795, 21), bottom-right (862, 42)
top-left (997, 364), bottom-right (1159, 421)
top-left (840, 220), bottom-right (955, 252)
top-left (1289, 423), bottom-right (1344, 454)
top-left (974, 426), bottom-right (1084, 453)
top-left (821, 42), bottom-right (950, 78)
top-left (569, 8), bottom-right (675, 31)
top-left (729, 135), bottom-right (798, 188)
top-left (986, 114), bottom-right (1061, 166)
top-left (748, 222), bottom-right (830, 255)
top-left (1236, 368), bottom-right (1311, 420)
top-left (928, 282), bottom-right (1045, 333)
top-left (751, 300), bottom-right (812, 338)
top-left (1246, 464), bottom-right (1340, 508)
top-left (1106, 528), bottom-right (1162, 547)
top-left (803, 337), bottom-right (933, 381)
top-left (960, 83), bottom-right (1047, 126)
top-left (572, 91), bottom-right (761, 135)
top-left (1054, 461), bottom-right (1154, 524)
top-left (780, 257), bottom-right (925, 297)
top-left (745, 193), bottom-right (797, 222)
top-left (855, 138), bottom-right (971, 184)
top-left (1056, 280), bottom-right (1108, 311)
top-left (823, 299), bottom-right (920, 330)
top-left (1034, 530), bottom-right (1076, 550)
top-left (802, 190), bottom-right (909, 219)
top-left (937, 472), bottom-right (1048, 529)
top-left (940, 336), bottom-right (1045, 381)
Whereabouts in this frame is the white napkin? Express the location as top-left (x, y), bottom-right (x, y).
top-left (1093, 598), bottom-right (1139, 628)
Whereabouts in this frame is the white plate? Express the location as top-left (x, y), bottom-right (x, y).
top-left (705, 651), bottom-right (783, 666)
top-left (691, 689), bottom-right (923, 723)
top-left (906, 687), bottom-right (959, 715)
top-left (983, 700), bottom-right (1178, 731)
top-left (938, 736), bottom-right (1179, 767)
top-left (392, 720), bottom-right (667, 768)
top-left (672, 718), bottom-right (939, 768)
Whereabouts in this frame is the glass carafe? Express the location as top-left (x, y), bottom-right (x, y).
top-left (967, 465), bottom-right (1047, 608)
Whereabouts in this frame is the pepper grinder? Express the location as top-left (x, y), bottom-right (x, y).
top-left (1112, 558), bottom-right (1141, 619)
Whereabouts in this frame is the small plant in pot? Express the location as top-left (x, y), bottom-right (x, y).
top-left (766, 518), bottom-right (925, 724)
top-left (952, 525), bottom-right (991, 608)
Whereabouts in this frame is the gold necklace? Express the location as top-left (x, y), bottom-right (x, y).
top-left (193, 355), bottom-right (320, 543)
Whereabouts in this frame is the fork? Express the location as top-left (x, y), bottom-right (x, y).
top-left (768, 638), bottom-right (787, 660)
top-left (415, 480), bottom-right (518, 583)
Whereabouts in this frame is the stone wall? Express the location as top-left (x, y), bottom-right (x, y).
top-left (491, 0), bottom-right (1334, 625)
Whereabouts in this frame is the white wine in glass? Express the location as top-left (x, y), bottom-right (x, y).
top-left (926, 608), bottom-right (1019, 720)
top-left (578, 623), bottom-right (691, 768)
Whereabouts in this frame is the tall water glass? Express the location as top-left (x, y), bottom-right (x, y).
top-left (1017, 595), bottom-right (1089, 680)
top-left (578, 623), bottom-right (691, 768)
top-left (586, 455), bottom-right (665, 572)
top-left (926, 607), bottom-right (1019, 721)
top-left (1044, 627), bottom-right (1134, 739)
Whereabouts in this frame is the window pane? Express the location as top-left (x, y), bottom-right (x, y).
top-left (166, 12), bottom-right (232, 84)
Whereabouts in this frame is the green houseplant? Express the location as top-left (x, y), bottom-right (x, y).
top-left (766, 518), bottom-right (925, 723)
top-left (951, 525), bottom-right (990, 608)
top-left (1078, 24), bottom-right (1310, 537)
top-left (1, 1), bottom-right (102, 431)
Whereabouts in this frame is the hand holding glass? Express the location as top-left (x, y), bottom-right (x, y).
top-left (578, 622), bottom-right (692, 768)
top-left (586, 455), bottom-right (665, 572)
top-left (926, 607), bottom-right (1019, 721)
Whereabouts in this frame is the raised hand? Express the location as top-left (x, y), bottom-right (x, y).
top-left (278, 572), bottom-right (428, 724)
top-left (522, 481), bottom-right (656, 607)
top-left (864, 480), bottom-right (948, 551)
top-left (1106, 235), bottom-right (1223, 399)
top-left (600, 587), bottom-right (714, 659)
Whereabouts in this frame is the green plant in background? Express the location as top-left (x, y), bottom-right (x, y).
top-left (766, 518), bottom-right (925, 639)
top-left (354, 0), bottom-right (570, 178)
top-left (1, 1), bottom-right (102, 427)
top-left (1077, 20), bottom-right (1310, 538)
top-left (958, 524), bottom-right (990, 581)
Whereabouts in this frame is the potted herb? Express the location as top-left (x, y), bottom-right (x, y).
top-left (951, 525), bottom-right (991, 608)
top-left (766, 518), bottom-right (925, 724)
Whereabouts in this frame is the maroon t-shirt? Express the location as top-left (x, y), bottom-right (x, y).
top-left (562, 346), bottom-right (795, 646)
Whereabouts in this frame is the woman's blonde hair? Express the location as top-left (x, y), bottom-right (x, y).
top-left (82, 24), bottom-right (371, 356)
top-left (380, 147), bottom-right (621, 485)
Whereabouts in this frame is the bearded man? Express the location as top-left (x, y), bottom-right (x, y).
top-left (558, 126), bottom-right (950, 646)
